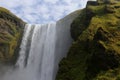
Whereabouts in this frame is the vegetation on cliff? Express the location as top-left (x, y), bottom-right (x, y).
top-left (56, 0), bottom-right (120, 80)
top-left (0, 7), bottom-right (25, 64)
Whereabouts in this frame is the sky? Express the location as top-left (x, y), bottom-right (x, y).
top-left (0, 0), bottom-right (89, 24)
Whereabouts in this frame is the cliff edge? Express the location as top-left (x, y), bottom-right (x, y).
top-left (0, 7), bottom-right (25, 64)
top-left (56, 0), bottom-right (120, 80)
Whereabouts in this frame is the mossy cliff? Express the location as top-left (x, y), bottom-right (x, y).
top-left (56, 0), bottom-right (120, 80)
top-left (0, 7), bottom-right (25, 64)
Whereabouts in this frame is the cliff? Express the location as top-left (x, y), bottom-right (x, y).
top-left (0, 7), bottom-right (25, 64)
top-left (56, 0), bottom-right (120, 80)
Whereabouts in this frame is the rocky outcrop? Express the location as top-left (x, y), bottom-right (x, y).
top-left (56, 0), bottom-right (120, 80)
top-left (0, 7), bottom-right (25, 64)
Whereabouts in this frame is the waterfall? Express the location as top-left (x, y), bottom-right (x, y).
top-left (0, 10), bottom-right (81, 80)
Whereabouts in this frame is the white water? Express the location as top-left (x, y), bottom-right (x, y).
top-left (0, 10), bottom-right (81, 80)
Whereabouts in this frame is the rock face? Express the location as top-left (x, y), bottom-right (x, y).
top-left (56, 0), bottom-right (120, 80)
top-left (0, 7), bottom-right (25, 64)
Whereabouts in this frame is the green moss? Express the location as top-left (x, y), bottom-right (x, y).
top-left (0, 7), bottom-right (25, 64)
top-left (87, 5), bottom-right (105, 15)
top-left (56, 0), bottom-right (120, 80)
top-left (56, 41), bottom-right (90, 80)
top-left (93, 68), bottom-right (120, 80)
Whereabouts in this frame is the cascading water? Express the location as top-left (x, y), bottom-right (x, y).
top-left (0, 10), bottom-right (81, 80)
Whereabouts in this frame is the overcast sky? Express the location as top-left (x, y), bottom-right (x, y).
top-left (0, 0), bottom-right (88, 24)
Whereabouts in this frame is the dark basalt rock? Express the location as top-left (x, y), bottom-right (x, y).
top-left (87, 1), bottom-right (98, 6)
top-left (105, 5), bottom-right (116, 13)
top-left (114, 5), bottom-right (120, 8)
top-left (97, 0), bottom-right (118, 4)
